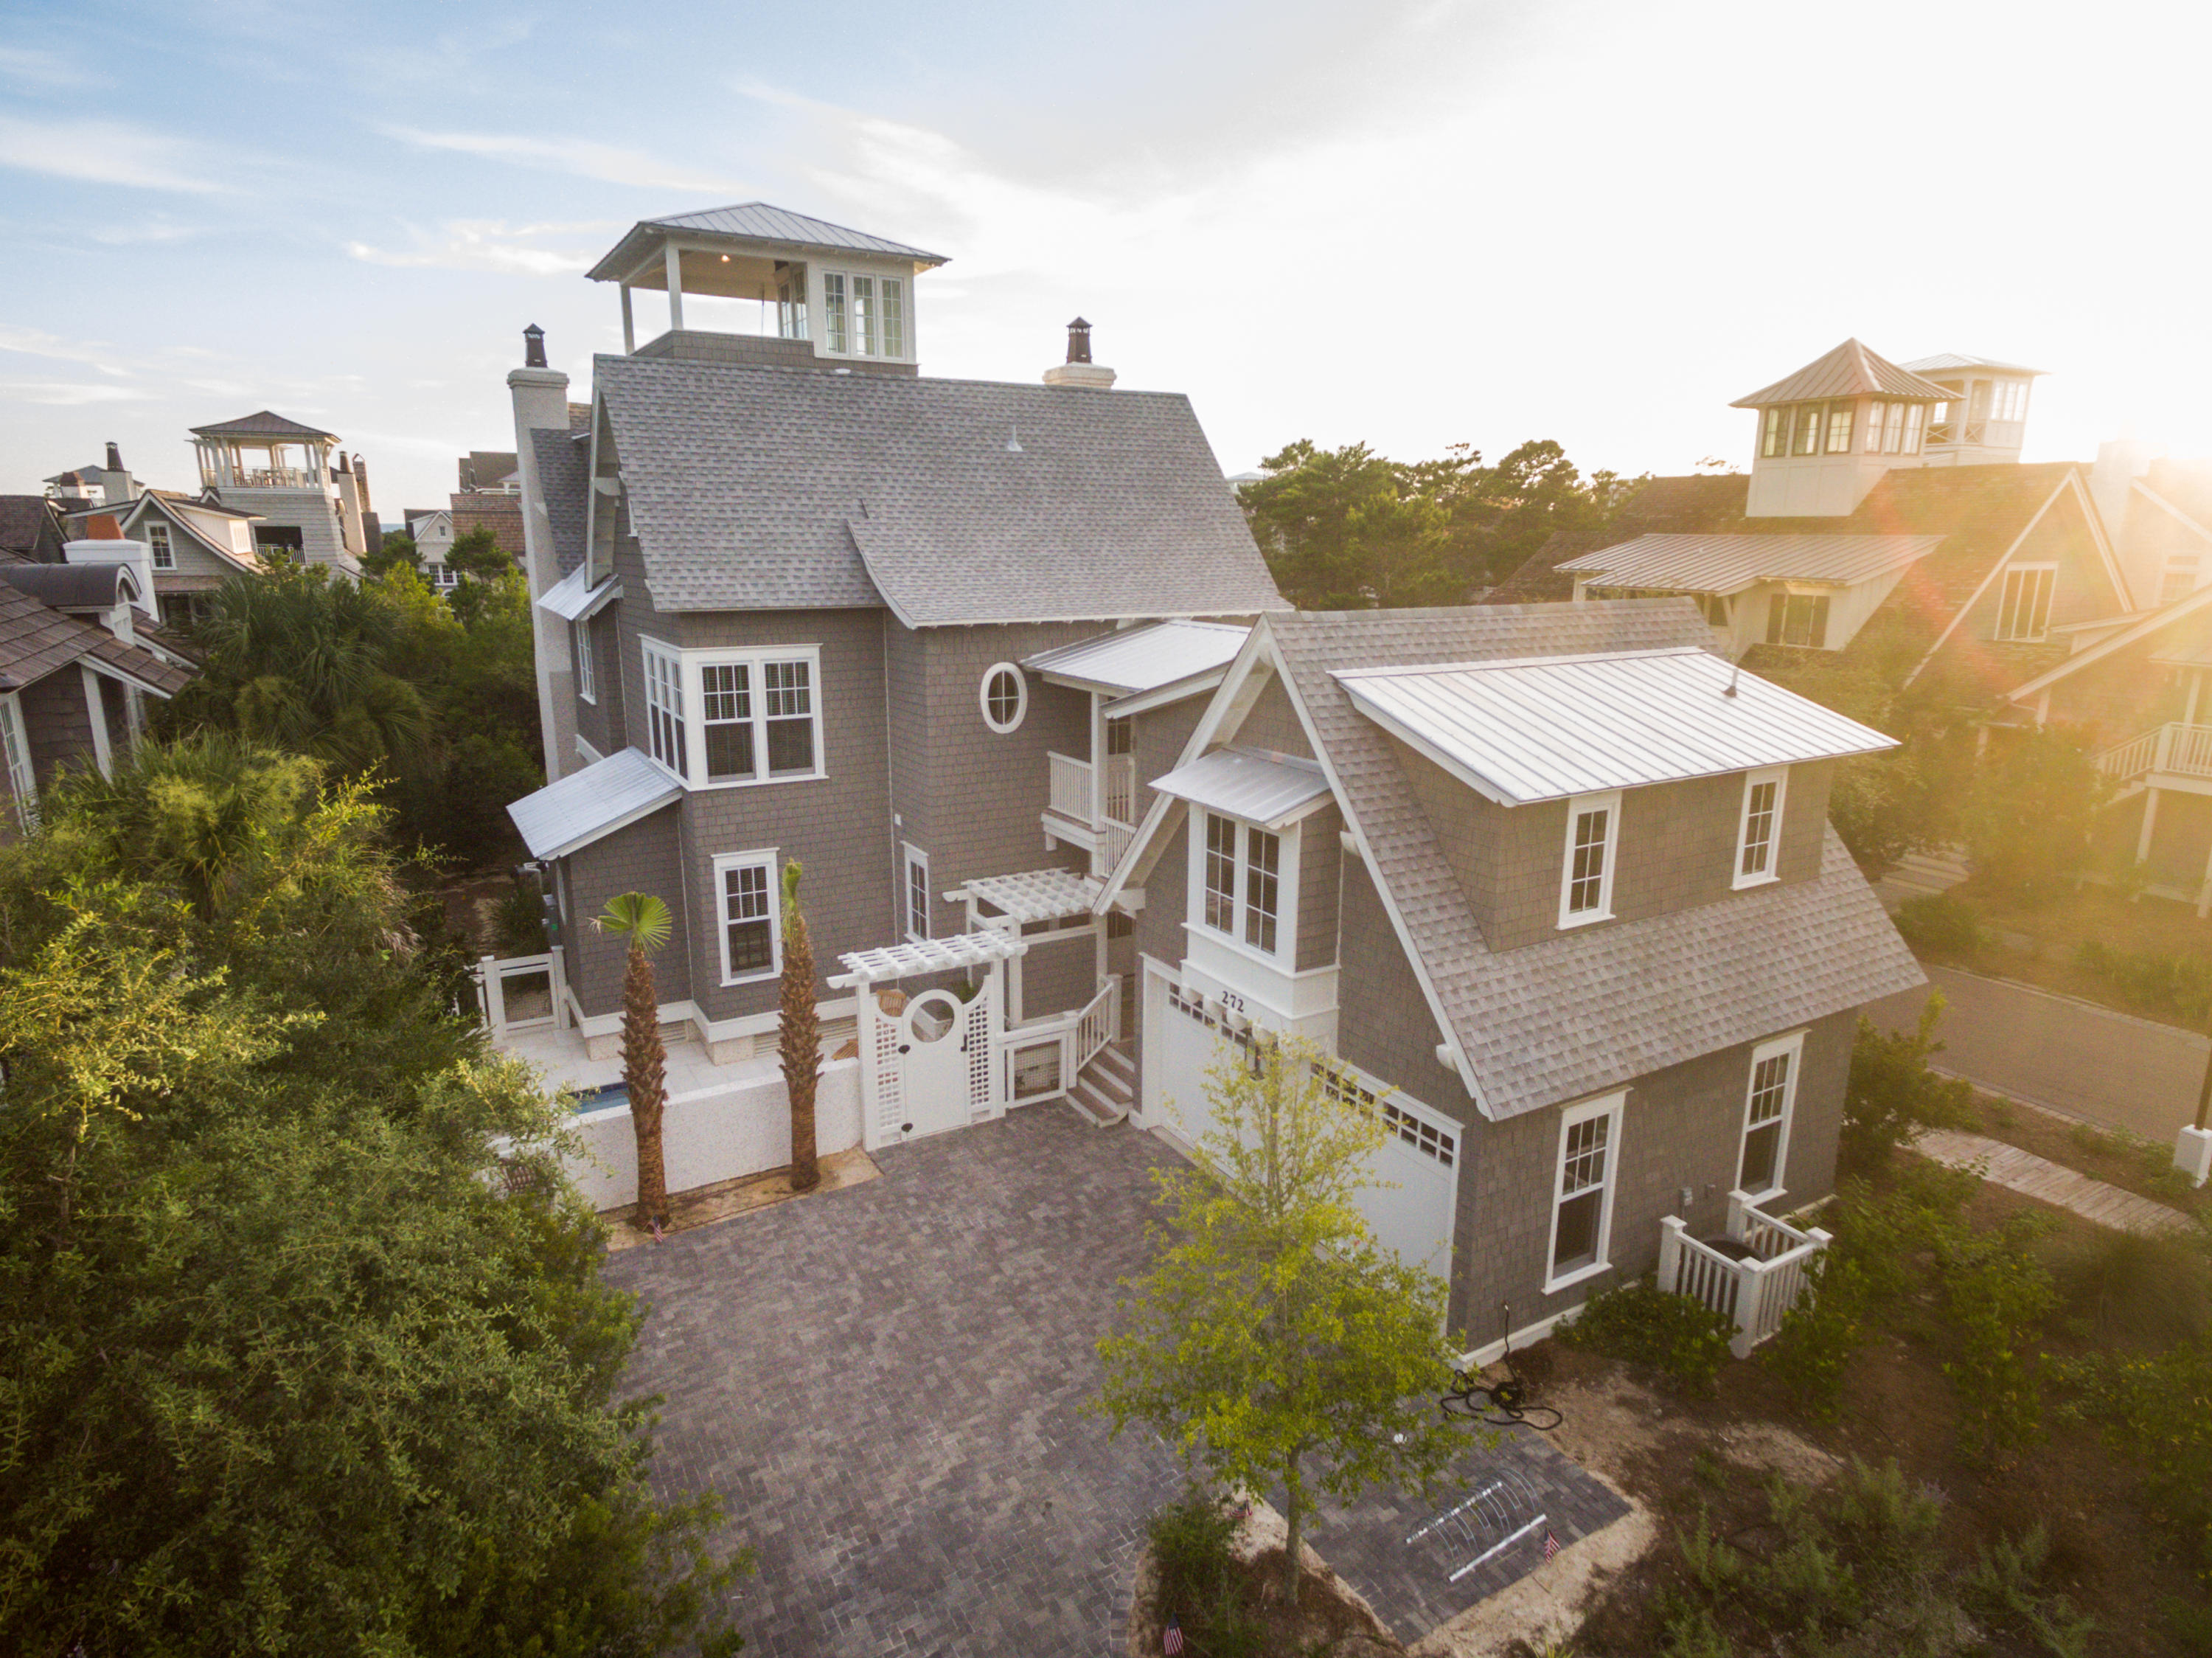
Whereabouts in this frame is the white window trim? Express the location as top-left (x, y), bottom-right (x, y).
top-left (1732, 766), bottom-right (1787, 889)
top-left (639, 637), bottom-right (687, 780)
top-left (712, 849), bottom-right (783, 988)
top-left (978, 662), bottom-right (1028, 733)
top-left (1994, 563), bottom-right (2059, 643)
top-left (0, 691), bottom-right (35, 834)
top-left (902, 842), bottom-right (931, 943)
top-left (1544, 1091), bottom-right (1624, 1294)
top-left (1736, 1030), bottom-right (1806, 1203)
top-left (815, 266), bottom-right (910, 361)
top-left (145, 521), bottom-right (174, 570)
top-left (642, 639), bottom-right (828, 791)
top-left (1557, 788), bottom-right (1621, 929)
top-left (572, 617), bottom-right (596, 704)
top-left (1186, 809), bottom-right (1301, 968)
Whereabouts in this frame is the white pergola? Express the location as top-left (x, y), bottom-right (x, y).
top-left (828, 929), bottom-right (1029, 989)
top-left (950, 867), bottom-right (1102, 929)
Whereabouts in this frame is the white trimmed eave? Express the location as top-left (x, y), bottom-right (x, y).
top-left (532, 790), bottom-right (679, 862)
top-left (1904, 474), bottom-right (2074, 689)
top-left (2006, 577), bottom-right (2212, 705)
top-left (1103, 667), bottom-right (1232, 717)
top-left (81, 655), bottom-right (178, 701)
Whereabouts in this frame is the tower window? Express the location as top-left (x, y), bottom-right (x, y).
top-left (1791, 406), bottom-right (1820, 456)
top-left (1825, 406), bottom-right (1854, 454)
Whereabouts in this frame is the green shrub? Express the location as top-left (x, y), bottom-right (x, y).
top-left (2063, 1337), bottom-right (2212, 1574)
top-left (1892, 892), bottom-right (1983, 959)
top-left (492, 881), bottom-right (546, 957)
top-left (1840, 997), bottom-right (1974, 1176)
top-left (2073, 937), bottom-right (2212, 1024)
top-left (1144, 1490), bottom-right (1265, 1658)
top-left (2051, 1229), bottom-right (2211, 1347)
top-left (1963, 1525), bottom-right (2096, 1657)
top-left (1761, 1252), bottom-right (1869, 1423)
top-left (1559, 1277), bottom-right (1736, 1395)
top-left (1936, 1213), bottom-right (2057, 1463)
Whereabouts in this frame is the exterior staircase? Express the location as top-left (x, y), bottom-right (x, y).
top-left (1068, 1039), bottom-right (1136, 1128)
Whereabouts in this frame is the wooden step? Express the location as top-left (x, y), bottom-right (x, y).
top-left (1096, 1043), bottom-right (1137, 1087)
top-left (1068, 1072), bottom-right (1130, 1128)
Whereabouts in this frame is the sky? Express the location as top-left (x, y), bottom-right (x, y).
top-left (4, 0), bottom-right (2211, 518)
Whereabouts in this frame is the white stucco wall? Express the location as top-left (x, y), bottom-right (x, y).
top-left (561, 1056), bottom-right (863, 1211)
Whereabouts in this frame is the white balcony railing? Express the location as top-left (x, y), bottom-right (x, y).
top-left (1047, 752), bottom-right (1093, 822)
top-left (473, 948), bottom-right (570, 1039)
top-left (1658, 1190), bottom-right (1831, 1359)
top-left (1102, 819), bottom-right (1134, 873)
top-left (204, 466), bottom-right (324, 490)
top-left (1102, 753), bottom-right (1135, 824)
top-left (2096, 722), bottom-right (2212, 786)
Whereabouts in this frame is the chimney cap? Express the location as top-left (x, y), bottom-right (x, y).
top-left (105, 441), bottom-right (122, 471)
top-left (523, 324), bottom-right (547, 369)
top-left (1064, 317), bottom-right (1093, 365)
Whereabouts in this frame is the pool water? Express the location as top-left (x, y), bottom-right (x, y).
top-left (575, 1082), bottom-right (629, 1115)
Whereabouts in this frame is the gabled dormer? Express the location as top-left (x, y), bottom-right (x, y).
top-left (584, 203), bottom-right (948, 373)
top-left (1733, 340), bottom-right (1952, 517)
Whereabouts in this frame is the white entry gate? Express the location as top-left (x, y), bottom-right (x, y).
top-left (832, 932), bottom-right (1030, 1154)
top-left (1143, 965), bottom-right (1461, 1279)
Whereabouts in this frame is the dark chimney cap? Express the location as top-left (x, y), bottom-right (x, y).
top-left (1065, 318), bottom-right (1092, 365)
top-left (523, 324), bottom-right (547, 369)
top-left (105, 441), bottom-right (122, 471)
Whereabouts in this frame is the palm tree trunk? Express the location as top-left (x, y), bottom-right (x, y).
top-left (623, 942), bottom-right (669, 1226)
top-left (780, 866), bottom-right (821, 1193)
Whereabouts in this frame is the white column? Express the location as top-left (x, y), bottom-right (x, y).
top-left (620, 284), bottom-right (636, 353)
top-left (2137, 785), bottom-right (2162, 866)
top-left (664, 243), bottom-right (684, 333)
top-left (78, 665), bottom-right (113, 779)
top-left (2189, 670), bottom-right (2203, 727)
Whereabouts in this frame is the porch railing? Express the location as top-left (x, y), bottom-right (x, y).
top-left (1102, 753), bottom-right (1136, 824)
top-left (473, 948), bottom-right (570, 1040)
top-left (2096, 722), bottom-right (2212, 785)
top-left (1102, 819), bottom-right (1134, 873)
top-left (1658, 1190), bottom-right (1832, 1359)
top-left (998, 973), bottom-right (1121, 1104)
top-left (1047, 752), bottom-right (1093, 822)
top-left (1074, 974), bottom-right (1121, 1073)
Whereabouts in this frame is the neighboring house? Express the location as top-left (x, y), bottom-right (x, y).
top-left (0, 496), bottom-right (70, 565)
top-left (67, 489), bottom-right (263, 629)
top-left (2086, 448), bottom-right (2212, 611)
top-left (459, 450), bottom-right (519, 492)
top-left (406, 508), bottom-right (459, 589)
top-left (0, 544), bottom-right (195, 840)
top-left (1497, 341), bottom-right (2136, 699)
top-left (189, 411), bottom-right (369, 577)
top-left (485, 203), bottom-right (1924, 1364)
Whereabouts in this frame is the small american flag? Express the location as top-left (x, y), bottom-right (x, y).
top-left (1543, 1530), bottom-right (1562, 1561)
top-left (1163, 1614), bottom-right (1184, 1654)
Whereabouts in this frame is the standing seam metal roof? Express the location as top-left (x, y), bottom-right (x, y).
top-left (585, 203), bottom-right (949, 282)
top-left (507, 747), bottom-right (682, 861)
top-left (187, 409), bottom-right (338, 440)
top-left (1556, 532), bottom-right (1947, 593)
top-left (1022, 620), bottom-right (1251, 694)
top-left (1265, 603), bottom-right (1923, 1120)
top-left (1152, 746), bottom-right (1331, 829)
top-left (1730, 340), bottom-right (1955, 408)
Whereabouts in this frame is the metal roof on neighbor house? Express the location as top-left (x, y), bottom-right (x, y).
top-left (507, 746), bottom-right (682, 861)
top-left (595, 354), bottom-right (1287, 624)
top-left (1152, 746), bottom-right (1332, 830)
top-left (1335, 645), bottom-right (1895, 805)
top-left (187, 409), bottom-right (338, 440)
top-left (1023, 620), bottom-right (1251, 696)
top-left (586, 202), bottom-right (949, 282)
top-left (537, 563), bottom-right (620, 622)
top-left (1899, 353), bottom-right (2045, 378)
top-left (1556, 532), bottom-right (1947, 594)
top-left (1731, 339), bottom-right (1955, 408)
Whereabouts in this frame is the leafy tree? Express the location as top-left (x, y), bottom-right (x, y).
top-left (1840, 993), bottom-right (1973, 1175)
top-left (1962, 725), bottom-right (2111, 904)
top-left (0, 743), bottom-right (741, 1655)
top-left (779, 861), bottom-right (821, 1194)
top-left (365, 529), bottom-right (422, 578)
top-left (1096, 1035), bottom-right (1466, 1598)
top-left (446, 523), bottom-right (517, 583)
top-left (597, 892), bottom-right (673, 1227)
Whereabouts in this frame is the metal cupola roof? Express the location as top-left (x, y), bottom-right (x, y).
top-left (1729, 339), bottom-right (1955, 409)
top-left (188, 409), bottom-right (338, 440)
top-left (585, 201), bottom-right (950, 285)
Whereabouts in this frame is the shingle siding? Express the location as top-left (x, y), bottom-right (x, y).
top-left (1294, 802), bottom-right (1341, 971)
top-left (563, 804), bottom-right (691, 1013)
top-left (1236, 673), bottom-right (1312, 759)
top-left (1020, 929), bottom-right (1096, 1019)
top-left (19, 667), bottom-right (94, 787)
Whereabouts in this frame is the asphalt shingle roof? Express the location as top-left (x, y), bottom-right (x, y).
top-left (529, 428), bottom-right (591, 577)
top-left (1557, 531), bottom-right (1948, 594)
top-left (0, 583), bottom-right (192, 697)
top-left (0, 496), bottom-right (64, 561)
top-left (595, 355), bottom-right (1286, 624)
top-left (1268, 602), bottom-right (1922, 1120)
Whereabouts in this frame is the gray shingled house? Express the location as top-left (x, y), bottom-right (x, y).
top-left (495, 204), bottom-right (1922, 1362)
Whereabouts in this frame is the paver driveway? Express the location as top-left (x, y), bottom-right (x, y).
top-left (602, 1106), bottom-right (1187, 1657)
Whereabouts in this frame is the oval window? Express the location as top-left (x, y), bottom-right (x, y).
top-left (979, 662), bottom-right (1027, 733)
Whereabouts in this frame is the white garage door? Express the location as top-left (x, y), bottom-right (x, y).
top-left (1145, 972), bottom-right (1459, 1280)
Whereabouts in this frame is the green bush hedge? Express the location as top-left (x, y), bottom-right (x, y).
top-left (2073, 938), bottom-right (2212, 1024)
top-left (1559, 1276), bottom-right (1736, 1395)
top-left (1891, 891), bottom-right (1982, 958)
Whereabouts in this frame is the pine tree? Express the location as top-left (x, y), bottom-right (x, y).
top-left (780, 860), bottom-right (821, 1193)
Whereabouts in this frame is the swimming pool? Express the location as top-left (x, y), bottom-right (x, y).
top-left (574, 1082), bottom-right (630, 1115)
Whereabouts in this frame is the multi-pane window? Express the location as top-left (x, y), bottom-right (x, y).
top-left (850, 275), bottom-right (875, 355)
top-left (821, 272), bottom-right (847, 353)
top-left (1559, 791), bottom-right (1618, 927)
top-left (1203, 812), bottom-right (1237, 933)
top-left (572, 617), bottom-right (596, 704)
top-left (818, 270), bottom-right (907, 358)
top-left (1550, 1098), bottom-right (1620, 1283)
top-left (1824, 406), bottom-right (1854, 454)
top-left (764, 660), bottom-right (814, 774)
top-left (776, 276), bottom-right (809, 341)
top-left (1243, 828), bottom-right (1281, 954)
top-left (0, 693), bottom-right (35, 834)
top-left (701, 662), bottom-right (752, 780)
top-left (1791, 406), bottom-right (1820, 456)
top-left (1739, 1035), bottom-right (1801, 1197)
top-left (1736, 768), bottom-right (1785, 887)
top-left (980, 664), bottom-right (1026, 732)
top-left (716, 854), bottom-right (779, 984)
top-left (146, 522), bottom-right (173, 569)
top-left (1903, 403), bottom-right (1926, 451)
top-left (904, 844), bottom-right (931, 943)
top-left (1994, 566), bottom-right (2056, 642)
top-left (642, 642), bottom-right (686, 776)
top-left (1766, 592), bottom-right (1831, 648)
top-left (2162, 557), bottom-right (2200, 606)
top-left (1761, 407), bottom-right (1786, 459)
top-left (880, 277), bottom-right (905, 357)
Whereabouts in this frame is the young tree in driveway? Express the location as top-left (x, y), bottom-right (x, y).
top-left (1096, 1034), bottom-right (1468, 1601)
top-left (597, 892), bottom-right (673, 1228)
top-left (779, 860), bottom-right (821, 1194)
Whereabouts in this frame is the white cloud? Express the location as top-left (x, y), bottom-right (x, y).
top-left (88, 215), bottom-right (206, 246)
top-left (0, 325), bottom-right (125, 369)
top-left (0, 114), bottom-right (230, 193)
top-left (380, 125), bottom-right (748, 195)
top-left (344, 218), bottom-right (616, 277)
top-left (0, 380), bottom-right (149, 406)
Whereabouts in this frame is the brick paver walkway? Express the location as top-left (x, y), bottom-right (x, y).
top-left (1916, 1129), bottom-right (2192, 1235)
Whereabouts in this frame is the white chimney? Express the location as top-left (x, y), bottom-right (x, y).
top-left (64, 516), bottom-right (157, 623)
top-left (509, 323), bottom-right (576, 780)
top-left (1043, 316), bottom-right (1116, 389)
top-left (2090, 437), bottom-right (2158, 542)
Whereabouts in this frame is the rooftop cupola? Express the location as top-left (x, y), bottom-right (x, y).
top-left (1731, 339), bottom-right (1953, 516)
top-left (585, 202), bottom-right (948, 376)
top-left (1895, 353), bottom-right (2044, 469)
top-left (1043, 316), bottom-right (1116, 389)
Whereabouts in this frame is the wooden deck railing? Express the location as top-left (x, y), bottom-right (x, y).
top-left (2096, 722), bottom-right (2212, 785)
top-left (1047, 752), bottom-right (1093, 822)
top-left (1658, 1190), bottom-right (1831, 1359)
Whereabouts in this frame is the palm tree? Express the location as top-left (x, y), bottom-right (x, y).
top-left (779, 861), bottom-right (821, 1193)
top-left (595, 892), bottom-right (672, 1228)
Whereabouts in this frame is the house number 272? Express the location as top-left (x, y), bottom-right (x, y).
top-left (1219, 992), bottom-right (1245, 1013)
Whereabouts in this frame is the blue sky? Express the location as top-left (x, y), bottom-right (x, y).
top-left (4, 0), bottom-right (2209, 516)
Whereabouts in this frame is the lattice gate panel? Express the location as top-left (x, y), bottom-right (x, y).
top-left (869, 989), bottom-right (905, 1146)
top-left (963, 977), bottom-right (998, 1120)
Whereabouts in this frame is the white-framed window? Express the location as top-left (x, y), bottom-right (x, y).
top-left (979, 662), bottom-right (1027, 733)
top-left (642, 642), bottom-right (825, 789)
top-left (1824, 405), bottom-right (1853, 454)
top-left (145, 522), bottom-right (173, 569)
top-left (903, 843), bottom-right (931, 943)
top-left (1557, 790), bottom-right (1619, 929)
top-left (1193, 810), bottom-right (1296, 963)
top-left (572, 617), bottom-right (596, 704)
top-left (1737, 1031), bottom-right (1804, 1200)
top-left (641, 639), bottom-right (687, 777)
top-left (431, 561), bottom-right (457, 590)
top-left (1765, 591), bottom-right (1831, 648)
top-left (1546, 1092), bottom-right (1624, 1291)
top-left (0, 692), bottom-right (35, 834)
top-left (714, 850), bottom-right (782, 985)
top-left (818, 269), bottom-right (908, 358)
top-left (1994, 565), bottom-right (2056, 642)
top-left (1733, 766), bottom-right (1787, 889)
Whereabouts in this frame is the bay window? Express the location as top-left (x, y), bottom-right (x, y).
top-left (639, 639), bottom-right (824, 788)
top-left (1194, 811), bottom-right (1294, 962)
top-left (572, 617), bottom-right (596, 704)
top-left (641, 640), bottom-right (686, 776)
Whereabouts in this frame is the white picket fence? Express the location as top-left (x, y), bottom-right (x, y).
top-left (1658, 1190), bottom-right (1832, 1359)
